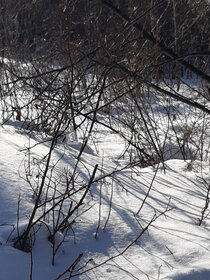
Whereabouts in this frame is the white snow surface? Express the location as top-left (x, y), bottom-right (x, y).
top-left (0, 123), bottom-right (210, 280)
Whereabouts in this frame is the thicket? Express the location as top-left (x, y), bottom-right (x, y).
top-left (0, 0), bottom-right (209, 278)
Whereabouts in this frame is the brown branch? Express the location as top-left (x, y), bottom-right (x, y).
top-left (112, 61), bottom-right (210, 115)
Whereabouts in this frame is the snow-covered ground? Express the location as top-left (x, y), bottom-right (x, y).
top-left (0, 117), bottom-right (210, 279)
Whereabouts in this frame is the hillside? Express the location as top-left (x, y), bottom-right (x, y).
top-left (0, 2), bottom-right (209, 278)
top-left (0, 111), bottom-right (210, 279)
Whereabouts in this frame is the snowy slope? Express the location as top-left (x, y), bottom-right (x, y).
top-left (0, 122), bottom-right (210, 280)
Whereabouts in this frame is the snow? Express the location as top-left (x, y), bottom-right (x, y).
top-left (0, 77), bottom-right (210, 280)
top-left (0, 121), bottom-right (210, 280)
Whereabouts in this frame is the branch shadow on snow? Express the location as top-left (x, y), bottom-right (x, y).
top-left (172, 269), bottom-right (210, 280)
